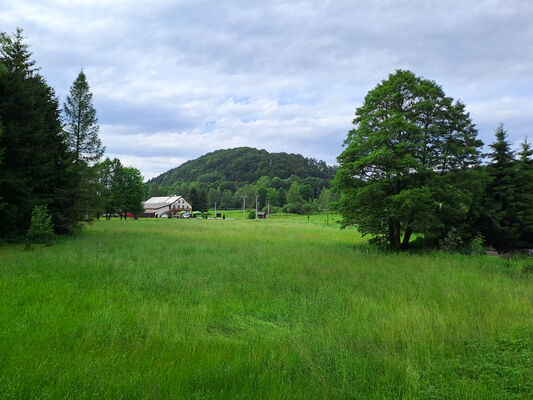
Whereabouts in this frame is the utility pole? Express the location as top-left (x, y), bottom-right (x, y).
top-left (242, 195), bottom-right (246, 219)
top-left (214, 202), bottom-right (217, 219)
top-left (255, 195), bottom-right (258, 220)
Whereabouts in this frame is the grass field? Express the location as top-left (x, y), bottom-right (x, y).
top-left (208, 209), bottom-right (341, 225)
top-left (1, 218), bottom-right (532, 399)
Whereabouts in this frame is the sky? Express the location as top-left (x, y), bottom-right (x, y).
top-left (2, 0), bottom-right (532, 180)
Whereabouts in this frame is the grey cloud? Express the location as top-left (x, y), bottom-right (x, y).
top-left (1, 0), bottom-right (532, 179)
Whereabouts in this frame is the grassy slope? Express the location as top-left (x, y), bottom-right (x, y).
top-left (0, 219), bottom-right (531, 399)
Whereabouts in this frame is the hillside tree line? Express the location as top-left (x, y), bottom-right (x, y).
top-left (147, 174), bottom-right (338, 214)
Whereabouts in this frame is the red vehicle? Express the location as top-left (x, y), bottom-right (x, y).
top-left (121, 212), bottom-right (138, 219)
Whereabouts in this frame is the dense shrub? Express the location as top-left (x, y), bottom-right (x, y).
top-left (282, 202), bottom-right (304, 214)
top-left (26, 205), bottom-right (54, 248)
top-left (469, 234), bottom-right (485, 255)
top-left (439, 228), bottom-right (463, 253)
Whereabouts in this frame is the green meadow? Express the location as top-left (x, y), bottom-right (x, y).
top-left (0, 218), bottom-right (532, 399)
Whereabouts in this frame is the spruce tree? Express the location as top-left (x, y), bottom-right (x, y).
top-left (63, 70), bottom-right (105, 220)
top-left (0, 118), bottom-right (5, 214)
top-left (189, 187), bottom-right (199, 211)
top-left (0, 28), bottom-right (77, 237)
top-left (148, 182), bottom-right (164, 199)
top-left (480, 124), bottom-right (520, 251)
top-left (63, 70), bottom-right (104, 164)
top-left (518, 138), bottom-right (533, 163)
top-left (514, 138), bottom-right (533, 248)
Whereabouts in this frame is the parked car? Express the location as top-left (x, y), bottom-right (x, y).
top-left (121, 212), bottom-right (138, 219)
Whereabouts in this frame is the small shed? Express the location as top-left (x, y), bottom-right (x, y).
top-left (257, 212), bottom-right (266, 219)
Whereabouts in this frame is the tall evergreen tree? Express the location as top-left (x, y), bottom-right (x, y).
top-left (147, 182), bottom-right (164, 199)
top-left (0, 118), bottom-right (5, 215)
top-left (0, 28), bottom-right (38, 77)
top-left (518, 137), bottom-right (533, 163)
top-left (489, 124), bottom-right (514, 166)
top-left (196, 188), bottom-right (208, 212)
top-left (63, 70), bottom-right (105, 220)
top-left (0, 29), bottom-right (77, 237)
top-left (63, 70), bottom-right (104, 165)
top-left (514, 138), bottom-right (533, 248)
top-left (479, 124), bottom-right (521, 251)
top-left (0, 46), bottom-right (7, 217)
top-left (188, 187), bottom-right (199, 211)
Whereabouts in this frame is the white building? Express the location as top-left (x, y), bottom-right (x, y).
top-left (142, 196), bottom-right (192, 218)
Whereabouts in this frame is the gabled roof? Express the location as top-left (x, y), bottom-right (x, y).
top-left (144, 202), bottom-right (169, 210)
top-left (144, 196), bottom-right (184, 205)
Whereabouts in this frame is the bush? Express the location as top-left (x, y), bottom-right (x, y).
top-left (439, 228), bottom-right (463, 252)
top-left (269, 206), bottom-right (280, 214)
top-left (26, 205), bottom-right (54, 249)
top-left (303, 202), bottom-right (317, 214)
top-left (368, 235), bottom-right (390, 250)
top-left (247, 210), bottom-right (256, 219)
top-left (522, 262), bottom-right (533, 275)
top-left (282, 202), bottom-right (304, 214)
top-left (469, 234), bottom-right (485, 255)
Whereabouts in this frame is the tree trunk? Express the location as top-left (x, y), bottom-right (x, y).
top-left (401, 227), bottom-right (412, 250)
top-left (390, 220), bottom-right (401, 250)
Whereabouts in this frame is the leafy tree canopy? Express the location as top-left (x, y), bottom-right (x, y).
top-left (334, 70), bottom-right (482, 250)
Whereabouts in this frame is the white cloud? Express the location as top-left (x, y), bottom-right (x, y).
top-left (2, 0), bottom-right (533, 179)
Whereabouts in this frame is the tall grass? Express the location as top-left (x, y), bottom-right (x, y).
top-left (0, 219), bottom-right (531, 399)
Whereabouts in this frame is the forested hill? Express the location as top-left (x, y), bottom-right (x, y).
top-left (148, 147), bottom-right (337, 186)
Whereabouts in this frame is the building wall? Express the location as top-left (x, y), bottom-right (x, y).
top-left (145, 198), bottom-right (192, 217)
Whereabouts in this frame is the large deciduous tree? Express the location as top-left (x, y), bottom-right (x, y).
top-left (334, 70), bottom-right (483, 250)
top-left (111, 165), bottom-right (145, 217)
top-left (94, 157), bottom-right (122, 218)
top-left (93, 158), bottom-right (145, 218)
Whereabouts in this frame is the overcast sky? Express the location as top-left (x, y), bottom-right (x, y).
top-left (2, 0), bottom-right (532, 179)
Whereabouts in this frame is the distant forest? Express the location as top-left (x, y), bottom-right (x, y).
top-left (146, 147), bottom-right (338, 214)
top-left (150, 147), bottom-right (336, 185)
